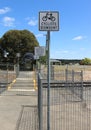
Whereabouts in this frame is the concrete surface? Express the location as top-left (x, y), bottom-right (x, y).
top-left (0, 71), bottom-right (38, 130)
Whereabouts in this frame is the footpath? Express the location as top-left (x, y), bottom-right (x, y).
top-left (0, 71), bottom-right (38, 130)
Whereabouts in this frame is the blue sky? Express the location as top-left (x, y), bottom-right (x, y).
top-left (0, 0), bottom-right (91, 59)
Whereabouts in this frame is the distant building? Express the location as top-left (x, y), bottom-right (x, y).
top-left (50, 59), bottom-right (81, 65)
top-left (58, 59), bottom-right (81, 65)
top-left (50, 59), bottom-right (61, 65)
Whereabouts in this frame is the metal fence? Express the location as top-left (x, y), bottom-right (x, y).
top-left (0, 63), bottom-right (19, 95)
top-left (0, 64), bottom-right (19, 84)
top-left (39, 64), bottom-right (91, 81)
top-left (38, 69), bottom-right (91, 130)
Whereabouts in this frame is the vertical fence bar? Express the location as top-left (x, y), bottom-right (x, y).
top-left (72, 70), bottom-right (74, 93)
top-left (15, 64), bottom-right (19, 77)
top-left (7, 63), bottom-right (8, 84)
top-left (65, 69), bottom-right (68, 83)
top-left (38, 73), bottom-right (43, 130)
top-left (81, 70), bottom-right (83, 101)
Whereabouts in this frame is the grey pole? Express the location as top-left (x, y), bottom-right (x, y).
top-left (47, 30), bottom-right (50, 130)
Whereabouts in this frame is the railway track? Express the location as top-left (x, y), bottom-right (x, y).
top-left (41, 81), bottom-right (91, 88)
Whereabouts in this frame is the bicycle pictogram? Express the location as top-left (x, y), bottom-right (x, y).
top-left (42, 12), bottom-right (56, 21)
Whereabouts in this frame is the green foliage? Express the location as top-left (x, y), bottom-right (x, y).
top-left (39, 55), bottom-right (47, 64)
top-left (80, 58), bottom-right (91, 65)
top-left (0, 29), bottom-right (39, 63)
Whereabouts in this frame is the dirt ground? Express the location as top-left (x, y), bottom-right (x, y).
top-left (83, 71), bottom-right (91, 81)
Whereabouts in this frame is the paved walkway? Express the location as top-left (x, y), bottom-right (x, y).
top-left (0, 71), bottom-right (38, 130)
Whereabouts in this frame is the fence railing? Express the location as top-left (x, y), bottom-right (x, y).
top-left (38, 64), bottom-right (91, 81)
top-left (0, 63), bottom-right (19, 84)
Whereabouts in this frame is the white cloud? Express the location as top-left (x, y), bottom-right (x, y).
top-left (80, 48), bottom-right (85, 51)
top-left (72, 35), bottom-right (84, 41)
top-left (28, 19), bottom-right (37, 26)
top-left (26, 17), bottom-right (37, 26)
top-left (2, 16), bottom-right (15, 27)
top-left (36, 33), bottom-right (46, 38)
top-left (0, 7), bottom-right (10, 14)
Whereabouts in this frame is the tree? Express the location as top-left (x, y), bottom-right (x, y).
top-left (0, 29), bottom-right (39, 63)
top-left (80, 58), bottom-right (91, 65)
top-left (39, 55), bottom-right (47, 64)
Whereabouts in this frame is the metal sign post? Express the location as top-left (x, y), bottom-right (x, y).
top-left (47, 30), bottom-right (50, 130)
top-left (39, 11), bottom-right (59, 130)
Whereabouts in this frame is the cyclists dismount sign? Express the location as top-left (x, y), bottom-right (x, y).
top-left (42, 12), bottom-right (56, 21)
top-left (39, 11), bottom-right (59, 31)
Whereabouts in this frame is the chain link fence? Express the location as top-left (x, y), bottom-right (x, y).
top-left (38, 67), bottom-right (91, 130)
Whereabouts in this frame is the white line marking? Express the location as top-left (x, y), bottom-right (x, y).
top-left (8, 89), bottom-right (35, 92)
